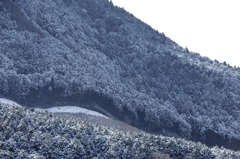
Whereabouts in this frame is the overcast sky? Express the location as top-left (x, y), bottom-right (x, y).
top-left (112, 0), bottom-right (240, 67)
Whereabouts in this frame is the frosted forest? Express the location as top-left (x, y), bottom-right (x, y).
top-left (1, 0), bottom-right (240, 158)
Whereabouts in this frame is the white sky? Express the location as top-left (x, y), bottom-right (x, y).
top-left (112, 0), bottom-right (240, 67)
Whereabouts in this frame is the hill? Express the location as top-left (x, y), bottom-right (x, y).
top-left (1, 0), bottom-right (240, 150)
top-left (1, 103), bottom-right (240, 159)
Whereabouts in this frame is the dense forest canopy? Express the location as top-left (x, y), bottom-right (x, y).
top-left (0, 0), bottom-right (240, 150)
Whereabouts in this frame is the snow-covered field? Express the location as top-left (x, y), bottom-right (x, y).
top-left (35, 106), bottom-right (108, 118)
top-left (0, 98), bottom-right (108, 118)
top-left (0, 98), bottom-right (22, 107)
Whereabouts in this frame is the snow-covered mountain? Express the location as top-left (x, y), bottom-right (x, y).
top-left (1, 0), bottom-right (240, 150)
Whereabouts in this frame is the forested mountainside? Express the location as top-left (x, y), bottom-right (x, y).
top-left (1, 0), bottom-right (240, 150)
top-left (1, 104), bottom-right (240, 159)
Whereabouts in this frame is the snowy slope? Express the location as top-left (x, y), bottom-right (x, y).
top-left (35, 106), bottom-right (108, 118)
top-left (0, 98), bottom-right (108, 118)
top-left (0, 98), bottom-right (22, 107)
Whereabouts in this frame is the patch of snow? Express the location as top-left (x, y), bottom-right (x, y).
top-left (35, 106), bottom-right (108, 118)
top-left (0, 98), bottom-right (108, 118)
top-left (0, 98), bottom-right (22, 107)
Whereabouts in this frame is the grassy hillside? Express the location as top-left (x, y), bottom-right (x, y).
top-left (1, 103), bottom-right (240, 159)
top-left (0, 0), bottom-right (240, 149)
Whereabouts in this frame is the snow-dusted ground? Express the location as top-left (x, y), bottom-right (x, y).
top-left (0, 98), bottom-right (108, 118)
top-left (35, 106), bottom-right (108, 118)
top-left (0, 98), bottom-right (22, 107)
